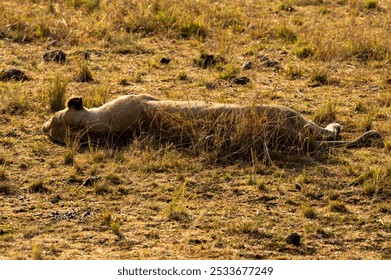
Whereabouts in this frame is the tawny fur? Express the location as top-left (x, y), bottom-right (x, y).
top-left (42, 94), bottom-right (381, 152)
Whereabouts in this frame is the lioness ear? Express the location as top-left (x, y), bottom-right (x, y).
top-left (67, 97), bottom-right (83, 110)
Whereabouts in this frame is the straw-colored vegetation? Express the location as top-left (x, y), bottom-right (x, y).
top-left (0, 0), bottom-right (390, 259)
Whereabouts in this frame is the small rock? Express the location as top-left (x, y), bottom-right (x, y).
top-left (258, 55), bottom-right (280, 68)
top-left (242, 61), bottom-right (253, 70)
top-left (194, 52), bottom-right (226, 69)
top-left (205, 82), bottom-right (217, 90)
top-left (160, 57), bottom-right (171, 64)
top-left (83, 51), bottom-right (90, 60)
top-left (82, 175), bottom-right (101, 186)
top-left (262, 59), bottom-right (279, 68)
top-left (50, 194), bottom-right (62, 204)
top-left (195, 53), bottom-right (216, 68)
top-left (43, 50), bottom-right (66, 62)
top-left (258, 54), bottom-right (269, 62)
top-left (0, 68), bottom-right (29, 81)
top-left (29, 182), bottom-right (50, 193)
top-left (295, 183), bottom-right (302, 191)
top-left (42, 50), bottom-right (67, 63)
top-left (286, 232), bottom-right (301, 246)
top-left (232, 76), bottom-right (250, 85)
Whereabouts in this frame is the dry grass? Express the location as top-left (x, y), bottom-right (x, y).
top-left (148, 105), bottom-right (309, 164)
top-left (0, 0), bottom-right (390, 260)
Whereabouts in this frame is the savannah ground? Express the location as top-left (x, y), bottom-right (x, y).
top-left (0, 0), bottom-right (390, 259)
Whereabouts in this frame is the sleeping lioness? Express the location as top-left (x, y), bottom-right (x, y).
top-left (42, 94), bottom-right (381, 157)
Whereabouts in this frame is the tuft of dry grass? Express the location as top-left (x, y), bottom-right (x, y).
top-left (303, 205), bottom-right (317, 219)
top-left (31, 244), bottom-right (43, 260)
top-left (47, 73), bottom-right (68, 112)
top-left (0, 183), bottom-right (16, 196)
top-left (84, 85), bottom-right (108, 108)
top-left (148, 104), bottom-right (314, 163)
top-left (275, 24), bottom-right (297, 44)
top-left (328, 200), bottom-right (348, 213)
top-left (29, 181), bottom-right (50, 194)
top-left (313, 99), bottom-right (337, 125)
top-left (293, 45), bottom-right (314, 59)
top-left (364, 0), bottom-right (378, 10)
top-left (75, 60), bottom-right (94, 83)
top-left (166, 181), bottom-right (192, 222)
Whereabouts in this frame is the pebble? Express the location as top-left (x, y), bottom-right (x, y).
top-left (0, 68), bottom-right (29, 81)
top-left (286, 232), bottom-right (301, 246)
top-left (42, 50), bottom-right (67, 63)
top-left (232, 76), bottom-right (250, 85)
top-left (160, 57), bottom-right (171, 64)
top-left (242, 61), bottom-right (253, 70)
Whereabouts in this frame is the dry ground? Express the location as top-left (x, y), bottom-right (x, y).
top-left (0, 0), bottom-right (390, 259)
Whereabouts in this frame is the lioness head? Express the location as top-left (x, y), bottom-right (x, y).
top-left (42, 97), bottom-right (88, 144)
